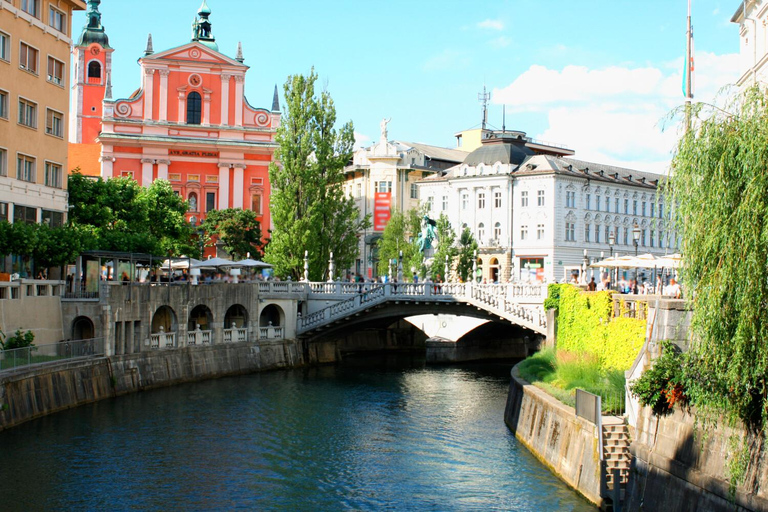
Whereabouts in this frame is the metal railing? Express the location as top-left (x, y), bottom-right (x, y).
top-left (0, 338), bottom-right (105, 372)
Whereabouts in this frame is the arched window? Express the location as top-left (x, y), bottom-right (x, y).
top-left (494, 222), bottom-right (501, 240)
top-left (87, 61), bottom-right (101, 79)
top-left (186, 91), bottom-right (202, 125)
top-left (477, 223), bottom-right (485, 243)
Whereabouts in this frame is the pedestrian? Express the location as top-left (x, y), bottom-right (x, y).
top-left (588, 277), bottom-right (597, 291)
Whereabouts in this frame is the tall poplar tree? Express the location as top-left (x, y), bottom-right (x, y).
top-left (266, 69), bottom-right (369, 280)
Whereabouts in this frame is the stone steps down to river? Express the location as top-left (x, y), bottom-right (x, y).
top-left (603, 419), bottom-right (632, 493)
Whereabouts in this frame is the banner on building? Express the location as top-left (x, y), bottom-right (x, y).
top-left (373, 192), bottom-right (391, 231)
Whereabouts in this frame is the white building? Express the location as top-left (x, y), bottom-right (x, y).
top-left (418, 131), bottom-right (674, 283)
top-left (343, 120), bottom-right (468, 279)
top-left (732, 1), bottom-right (768, 86)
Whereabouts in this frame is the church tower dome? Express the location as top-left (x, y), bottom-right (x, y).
top-left (191, 0), bottom-right (218, 51)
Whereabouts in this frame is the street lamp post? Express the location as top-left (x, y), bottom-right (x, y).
top-left (633, 223), bottom-right (641, 292)
top-left (397, 250), bottom-right (403, 283)
top-left (582, 249), bottom-right (590, 285)
top-left (444, 254), bottom-right (449, 283)
top-left (608, 231), bottom-right (615, 290)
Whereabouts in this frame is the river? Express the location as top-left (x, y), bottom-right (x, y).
top-left (0, 355), bottom-right (595, 511)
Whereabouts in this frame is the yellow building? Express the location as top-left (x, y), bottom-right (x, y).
top-left (0, 0), bottom-right (86, 274)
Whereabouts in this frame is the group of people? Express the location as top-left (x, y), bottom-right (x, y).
top-left (587, 275), bottom-right (682, 298)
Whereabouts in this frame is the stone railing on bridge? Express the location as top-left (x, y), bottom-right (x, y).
top-left (298, 282), bottom-right (546, 335)
top-left (150, 331), bottom-right (177, 349)
top-left (186, 328), bottom-right (213, 346)
top-left (0, 280), bottom-right (66, 300)
top-left (223, 327), bottom-right (248, 343)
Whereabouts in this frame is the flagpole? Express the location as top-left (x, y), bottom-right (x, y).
top-left (685, 0), bottom-right (693, 132)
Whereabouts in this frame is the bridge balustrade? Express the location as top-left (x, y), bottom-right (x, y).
top-left (150, 332), bottom-right (176, 349)
top-left (223, 328), bottom-right (248, 343)
top-left (259, 326), bottom-right (284, 339)
top-left (187, 329), bottom-right (212, 346)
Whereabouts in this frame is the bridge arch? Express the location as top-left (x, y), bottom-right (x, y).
top-left (189, 304), bottom-right (213, 331)
top-left (151, 305), bottom-right (177, 334)
top-left (259, 303), bottom-right (284, 327)
top-left (224, 304), bottom-right (248, 329)
top-left (71, 316), bottom-right (95, 340)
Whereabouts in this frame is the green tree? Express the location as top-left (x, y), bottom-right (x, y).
top-left (266, 69), bottom-right (369, 280)
top-left (456, 227), bottom-right (478, 282)
top-left (670, 85), bottom-right (768, 427)
top-left (202, 208), bottom-right (266, 260)
top-left (432, 214), bottom-right (457, 281)
top-left (33, 224), bottom-right (86, 269)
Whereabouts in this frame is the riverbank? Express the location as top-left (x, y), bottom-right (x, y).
top-left (0, 339), bottom-right (304, 432)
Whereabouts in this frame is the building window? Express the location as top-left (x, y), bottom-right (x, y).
top-left (650, 203), bottom-right (655, 218)
top-left (659, 203), bottom-right (664, 219)
top-left (494, 190), bottom-right (502, 208)
top-left (0, 89), bottom-right (7, 119)
top-left (120, 171), bottom-right (134, 179)
top-left (565, 222), bottom-right (575, 241)
top-left (14, 204), bottom-right (37, 224)
top-left (615, 197), bottom-right (619, 213)
top-left (623, 227), bottom-right (628, 245)
top-left (585, 224), bottom-right (591, 242)
top-left (633, 200), bottom-right (638, 215)
top-left (0, 31), bottom-right (9, 62)
top-left (377, 181), bottom-right (392, 193)
top-left (46, 108), bottom-right (63, 137)
top-left (356, 183), bottom-right (361, 198)
top-left (87, 60), bottom-right (101, 81)
top-left (565, 190), bottom-right (575, 208)
top-left (537, 190), bottom-right (545, 206)
top-left (47, 56), bottom-right (64, 86)
top-left (494, 222), bottom-right (501, 240)
top-left (641, 229), bottom-right (647, 246)
top-left (21, 0), bottom-right (39, 18)
top-left (521, 225), bottom-right (528, 241)
top-left (660, 231), bottom-right (665, 249)
top-left (0, 148), bottom-right (6, 176)
top-left (477, 223), bottom-right (485, 243)
top-left (44, 162), bottom-right (61, 188)
top-left (536, 224), bottom-right (544, 240)
top-left (48, 6), bottom-right (66, 34)
top-left (650, 230), bottom-right (655, 247)
top-left (410, 183), bottom-right (417, 199)
top-left (624, 198), bottom-right (629, 214)
top-left (42, 209), bottom-right (63, 227)
top-left (521, 190), bottom-right (528, 207)
top-left (426, 196), bottom-right (433, 210)
top-left (251, 193), bottom-right (262, 214)
top-left (586, 194), bottom-right (591, 210)
top-left (477, 192), bottom-right (485, 209)
top-left (19, 42), bottom-right (38, 74)
top-left (442, 195), bottom-right (448, 211)
top-left (17, 154), bottom-right (35, 182)
top-left (597, 195), bottom-right (602, 211)
top-left (641, 201), bottom-right (647, 217)
top-left (595, 226), bottom-right (600, 243)
top-left (206, 192), bottom-right (216, 212)
top-left (186, 91), bottom-right (202, 125)
top-left (18, 98), bottom-right (37, 128)
top-left (461, 192), bottom-right (468, 210)
top-left (605, 225), bottom-right (610, 243)
top-left (188, 192), bottom-right (198, 212)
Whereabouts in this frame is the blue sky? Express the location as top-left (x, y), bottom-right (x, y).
top-left (73, 1), bottom-right (741, 174)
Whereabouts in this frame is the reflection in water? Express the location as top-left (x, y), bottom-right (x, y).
top-left (0, 355), bottom-right (594, 511)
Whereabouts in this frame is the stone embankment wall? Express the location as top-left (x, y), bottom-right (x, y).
top-left (625, 405), bottom-right (768, 512)
top-left (0, 339), bottom-right (304, 432)
top-left (504, 365), bottom-right (603, 506)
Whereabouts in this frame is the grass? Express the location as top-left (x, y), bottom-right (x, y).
top-left (0, 354), bottom-right (66, 371)
top-left (518, 348), bottom-right (626, 415)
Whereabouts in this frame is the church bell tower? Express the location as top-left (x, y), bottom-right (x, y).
top-left (70, 0), bottom-right (113, 144)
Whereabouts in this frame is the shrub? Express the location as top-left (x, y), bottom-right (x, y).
top-left (630, 340), bottom-right (686, 415)
top-left (0, 329), bottom-right (35, 351)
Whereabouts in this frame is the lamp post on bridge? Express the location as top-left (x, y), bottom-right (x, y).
top-left (397, 250), bottom-right (403, 283)
top-left (633, 223), bottom-right (641, 291)
top-left (444, 254), bottom-right (449, 283)
top-left (328, 251), bottom-right (335, 283)
top-left (608, 230), bottom-right (616, 290)
top-left (303, 250), bottom-right (309, 282)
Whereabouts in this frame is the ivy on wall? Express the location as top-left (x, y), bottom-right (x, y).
top-left (549, 284), bottom-right (646, 372)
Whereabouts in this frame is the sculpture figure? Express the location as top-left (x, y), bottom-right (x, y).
top-left (417, 215), bottom-right (437, 254)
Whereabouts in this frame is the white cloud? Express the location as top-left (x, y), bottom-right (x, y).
top-left (354, 131), bottom-right (371, 149)
top-left (492, 52), bottom-right (741, 173)
top-left (477, 19), bottom-right (504, 31)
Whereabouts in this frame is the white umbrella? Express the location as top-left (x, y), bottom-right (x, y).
top-left (654, 254), bottom-right (683, 269)
top-left (234, 258), bottom-right (273, 268)
top-left (191, 257), bottom-right (241, 270)
top-left (161, 257), bottom-right (201, 270)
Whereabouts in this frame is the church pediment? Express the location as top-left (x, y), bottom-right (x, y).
top-left (143, 42), bottom-right (245, 68)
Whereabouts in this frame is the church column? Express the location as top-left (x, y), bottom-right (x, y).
top-left (232, 164), bottom-right (245, 208)
top-left (100, 152), bottom-right (114, 180)
top-left (220, 74), bottom-right (231, 126)
top-left (141, 158), bottom-right (154, 186)
top-left (218, 164), bottom-right (230, 209)
top-left (158, 69), bottom-right (169, 122)
top-left (178, 91), bottom-right (185, 124)
top-left (143, 69), bottom-right (155, 121)
top-left (157, 159), bottom-right (170, 181)
top-left (203, 91), bottom-right (212, 126)
top-left (234, 75), bottom-right (244, 127)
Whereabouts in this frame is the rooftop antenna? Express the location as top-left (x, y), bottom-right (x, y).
top-left (478, 84), bottom-right (491, 131)
top-left (502, 104), bottom-right (506, 133)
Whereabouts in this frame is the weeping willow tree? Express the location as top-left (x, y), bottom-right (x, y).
top-left (671, 86), bottom-right (768, 428)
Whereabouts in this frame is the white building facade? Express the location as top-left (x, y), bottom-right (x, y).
top-left (418, 132), bottom-right (675, 283)
top-left (732, 0), bottom-right (768, 86)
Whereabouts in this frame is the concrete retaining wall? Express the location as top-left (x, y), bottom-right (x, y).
top-left (504, 365), bottom-right (603, 506)
top-left (0, 339), bottom-right (305, 432)
top-left (625, 406), bottom-right (768, 512)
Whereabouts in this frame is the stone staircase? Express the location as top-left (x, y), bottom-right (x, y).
top-left (602, 417), bottom-right (632, 511)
